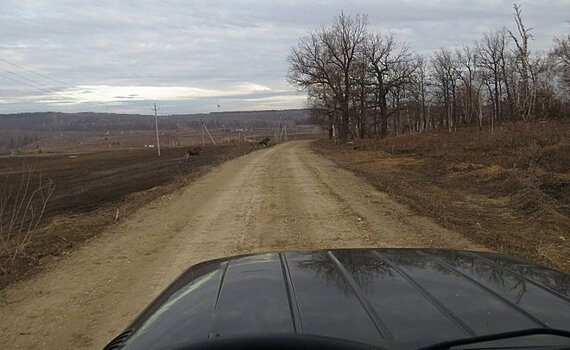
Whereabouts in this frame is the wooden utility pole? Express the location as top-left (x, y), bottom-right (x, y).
top-left (203, 120), bottom-right (216, 145)
top-left (201, 118), bottom-right (216, 145)
top-left (252, 115), bottom-right (256, 142)
top-left (153, 103), bottom-right (161, 156)
top-left (200, 117), bottom-right (205, 147)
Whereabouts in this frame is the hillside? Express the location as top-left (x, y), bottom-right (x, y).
top-left (0, 109), bottom-right (309, 131)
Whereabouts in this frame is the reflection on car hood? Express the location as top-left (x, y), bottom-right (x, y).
top-left (115, 249), bottom-right (570, 349)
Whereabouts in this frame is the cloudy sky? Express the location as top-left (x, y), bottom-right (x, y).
top-left (1, 0), bottom-right (568, 115)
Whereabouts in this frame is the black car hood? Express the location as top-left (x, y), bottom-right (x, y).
top-left (113, 249), bottom-right (570, 349)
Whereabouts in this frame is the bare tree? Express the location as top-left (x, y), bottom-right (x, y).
top-left (288, 30), bottom-right (343, 140)
top-left (306, 84), bottom-right (338, 139)
top-left (289, 9), bottom-right (566, 141)
top-left (551, 29), bottom-right (570, 93)
top-left (351, 52), bottom-right (373, 138)
top-left (321, 13), bottom-right (368, 142)
top-left (364, 32), bottom-right (414, 138)
top-left (477, 28), bottom-right (508, 131)
top-left (455, 46), bottom-right (482, 126)
top-left (509, 3), bottom-right (537, 121)
top-left (432, 48), bottom-right (461, 131)
top-left (533, 55), bottom-right (561, 118)
top-left (288, 13), bottom-right (367, 143)
top-left (409, 55), bottom-right (431, 131)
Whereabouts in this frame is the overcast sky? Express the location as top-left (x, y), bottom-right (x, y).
top-left (1, 0), bottom-right (568, 115)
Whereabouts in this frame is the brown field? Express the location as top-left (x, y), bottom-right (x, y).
top-left (314, 119), bottom-right (570, 273)
top-left (0, 142), bottom-right (260, 288)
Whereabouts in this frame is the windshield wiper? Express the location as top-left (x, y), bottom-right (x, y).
top-left (417, 328), bottom-right (570, 350)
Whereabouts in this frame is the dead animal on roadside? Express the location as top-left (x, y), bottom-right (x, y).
top-left (258, 137), bottom-right (271, 147)
top-left (183, 146), bottom-right (202, 162)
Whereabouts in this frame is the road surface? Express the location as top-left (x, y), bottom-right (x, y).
top-left (0, 140), bottom-right (483, 349)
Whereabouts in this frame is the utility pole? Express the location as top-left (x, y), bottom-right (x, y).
top-left (200, 118), bottom-right (216, 145)
top-left (200, 117), bottom-right (205, 147)
top-left (252, 115), bottom-right (256, 142)
top-left (153, 103), bottom-right (161, 156)
top-left (202, 119), bottom-right (216, 145)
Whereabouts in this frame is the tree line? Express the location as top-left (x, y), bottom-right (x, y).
top-left (288, 5), bottom-right (570, 143)
top-left (0, 110), bottom-right (309, 132)
top-left (1, 134), bottom-right (39, 152)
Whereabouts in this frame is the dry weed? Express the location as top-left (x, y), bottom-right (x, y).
top-left (0, 166), bottom-right (55, 259)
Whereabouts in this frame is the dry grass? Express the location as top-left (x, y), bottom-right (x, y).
top-left (0, 167), bottom-right (55, 259)
top-left (315, 119), bottom-right (570, 273)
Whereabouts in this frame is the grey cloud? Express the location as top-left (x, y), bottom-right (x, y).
top-left (1, 0), bottom-right (569, 114)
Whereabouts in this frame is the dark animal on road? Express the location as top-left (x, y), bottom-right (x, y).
top-left (183, 146), bottom-right (202, 162)
top-left (258, 137), bottom-right (271, 147)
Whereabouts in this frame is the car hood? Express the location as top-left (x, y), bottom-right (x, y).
top-left (113, 249), bottom-right (570, 349)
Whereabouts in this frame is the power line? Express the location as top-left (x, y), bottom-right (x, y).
top-left (0, 65), bottom-right (117, 109)
top-left (0, 72), bottom-right (113, 111)
top-left (0, 57), bottom-right (166, 113)
top-left (0, 71), bottom-right (53, 95)
top-left (0, 57), bottom-right (78, 90)
top-left (0, 57), bottom-right (119, 102)
top-left (1, 69), bottom-right (68, 94)
top-left (0, 63), bottom-right (92, 99)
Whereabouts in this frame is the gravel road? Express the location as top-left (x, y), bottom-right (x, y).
top-left (0, 140), bottom-right (483, 349)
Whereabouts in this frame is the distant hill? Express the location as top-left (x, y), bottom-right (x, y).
top-left (0, 109), bottom-right (310, 132)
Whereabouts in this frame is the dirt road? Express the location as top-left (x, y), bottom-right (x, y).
top-left (0, 140), bottom-right (483, 349)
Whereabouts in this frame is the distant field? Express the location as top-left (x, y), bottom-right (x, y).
top-left (316, 119), bottom-right (570, 273)
top-left (0, 109), bottom-right (313, 153)
top-left (2, 124), bottom-right (321, 154)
